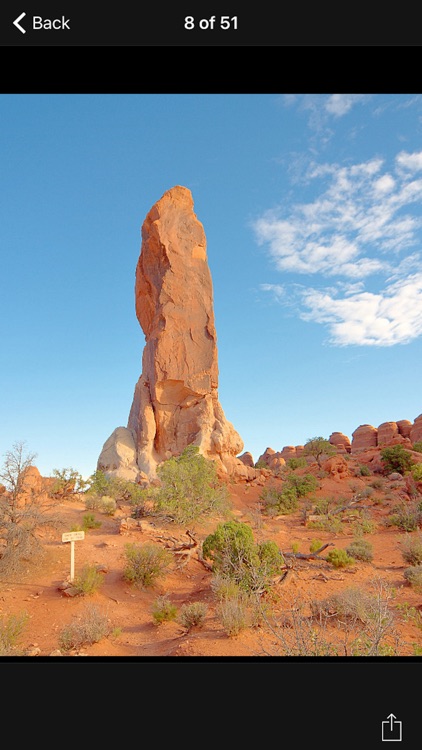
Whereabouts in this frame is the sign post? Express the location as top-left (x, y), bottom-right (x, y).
top-left (62, 531), bottom-right (85, 581)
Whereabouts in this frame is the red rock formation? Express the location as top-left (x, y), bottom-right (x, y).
top-left (322, 455), bottom-right (350, 479)
top-left (329, 432), bottom-right (351, 454)
top-left (98, 186), bottom-right (249, 481)
top-left (410, 414), bottom-right (422, 445)
top-left (239, 452), bottom-right (255, 468)
top-left (351, 424), bottom-right (378, 453)
top-left (397, 420), bottom-right (412, 439)
top-left (377, 421), bottom-right (400, 446)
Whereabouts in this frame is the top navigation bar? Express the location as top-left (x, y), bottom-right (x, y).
top-left (1, 6), bottom-right (418, 46)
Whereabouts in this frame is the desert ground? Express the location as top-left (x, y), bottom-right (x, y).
top-left (2, 448), bottom-right (422, 660)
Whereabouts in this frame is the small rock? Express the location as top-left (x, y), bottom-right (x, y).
top-left (49, 650), bottom-right (63, 656)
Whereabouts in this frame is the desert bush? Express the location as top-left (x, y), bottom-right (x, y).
top-left (84, 494), bottom-right (103, 511)
top-left (72, 564), bottom-right (104, 596)
top-left (412, 464), bottom-right (422, 481)
top-left (151, 445), bottom-right (229, 524)
top-left (99, 496), bottom-right (117, 515)
top-left (202, 520), bottom-right (284, 593)
top-left (123, 542), bottom-right (172, 588)
top-left (400, 532), bottom-right (422, 565)
top-left (178, 602), bottom-right (208, 631)
top-left (0, 441), bottom-right (64, 576)
top-left (86, 470), bottom-right (148, 506)
top-left (381, 445), bottom-right (414, 475)
top-left (286, 457), bottom-right (307, 470)
top-left (285, 473), bottom-right (319, 497)
top-left (82, 513), bottom-right (102, 531)
top-left (346, 538), bottom-right (374, 562)
top-left (58, 604), bottom-right (111, 651)
top-left (385, 501), bottom-right (422, 532)
top-left (413, 441), bottom-right (422, 454)
top-left (326, 548), bottom-right (354, 568)
top-left (216, 588), bottom-right (255, 637)
top-left (151, 595), bottom-right (178, 625)
top-left (359, 465), bottom-right (371, 476)
top-left (0, 611), bottom-right (28, 655)
top-left (370, 477), bottom-right (384, 490)
top-left (260, 486), bottom-right (298, 516)
top-left (403, 566), bottom-right (422, 590)
top-left (352, 515), bottom-right (376, 535)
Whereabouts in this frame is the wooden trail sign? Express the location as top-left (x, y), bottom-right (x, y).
top-left (62, 531), bottom-right (85, 581)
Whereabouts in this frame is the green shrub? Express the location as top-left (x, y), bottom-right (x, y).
top-left (286, 457), bottom-right (307, 470)
top-left (86, 470), bottom-right (111, 497)
top-left (72, 564), bottom-right (104, 596)
top-left (0, 611), bottom-right (28, 655)
top-left (359, 465), bottom-right (371, 476)
top-left (403, 566), bottom-right (422, 590)
top-left (400, 532), bottom-right (422, 565)
top-left (152, 445), bottom-right (229, 524)
top-left (151, 595), bottom-right (178, 625)
top-left (82, 513), bottom-right (102, 531)
top-left (381, 445), bottom-right (415, 475)
top-left (326, 548), bottom-right (354, 568)
top-left (178, 602), bottom-right (208, 631)
top-left (308, 516), bottom-right (345, 534)
top-left (254, 460), bottom-right (267, 470)
top-left (123, 542), bottom-right (172, 588)
top-left (202, 520), bottom-right (284, 593)
top-left (285, 473), bottom-right (319, 497)
top-left (310, 539), bottom-right (323, 553)
top-left (58, 604), bottom-right (111, 651)
top-left (413, 441), bottom-right (422, 454)
top-left (412, 464), bottom-right (422, 481)
top-left (260, 486), bottom-right (298, 516)
top-left (346, 538), bottom-right (374, 562)
top-left (352, 516), bottom-right (376, 535)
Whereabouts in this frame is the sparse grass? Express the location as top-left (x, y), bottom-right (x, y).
top-left (309, 538), bottom-right (323, 553)
top-left (308, 515), bottom-right (345, 534)
top-left (123, 542), bottom-right (172, 589)
top-left (0, 611), bottom-right (28, 655)
top-left (359, 465), bottom-right (371, 476)
top-left (369, 478), bottom-right (384, 490)
top-left (58, 603), bottom-right (111, 651)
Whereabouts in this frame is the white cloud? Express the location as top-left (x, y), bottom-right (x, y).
top-left (396, 150), bottom-right (422, 172)
top-left (255, 150), bottom-right (422, 347)
top-left (325, 94), bottom-right (368, 117)
top-left (300, 273), bottom-right (422, 346)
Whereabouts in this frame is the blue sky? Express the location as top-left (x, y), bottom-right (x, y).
top-left (1, 93), bottom-right (421, 478)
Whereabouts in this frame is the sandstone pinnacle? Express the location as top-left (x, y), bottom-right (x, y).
top-left (98, 186), bottom-right (254, 481)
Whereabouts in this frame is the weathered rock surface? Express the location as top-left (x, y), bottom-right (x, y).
top-left (239, 452), bottom-right (255, 468)
top-left (98, 186), bottom-right (249, 481)
top-left (322, 455), bottom-right (350, 479)
top-left (377, 421), bottom-right (400, 447)
top-left (329, 432), bottom-right (351, 454)
top-left (397, 420), bottom-right (413, 439)
top-left (97, 427), bottom-right (139, 481)
top-left (351, 424), bottom-right (378, 453)
top-left (410, 414), bottom-right (422, 445)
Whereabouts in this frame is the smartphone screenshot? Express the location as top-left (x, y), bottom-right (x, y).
top-left (1, 6), bottom-right (420, 743)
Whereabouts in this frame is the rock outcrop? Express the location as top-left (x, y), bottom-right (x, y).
top-left (98, 186), bottom-right (251, 481)
top-left (329, 432), bottom-right (351, 454)
top-left (410, 414), bottom-right (422, 445)
top-left (351, 425), bottom-right (378, 453)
